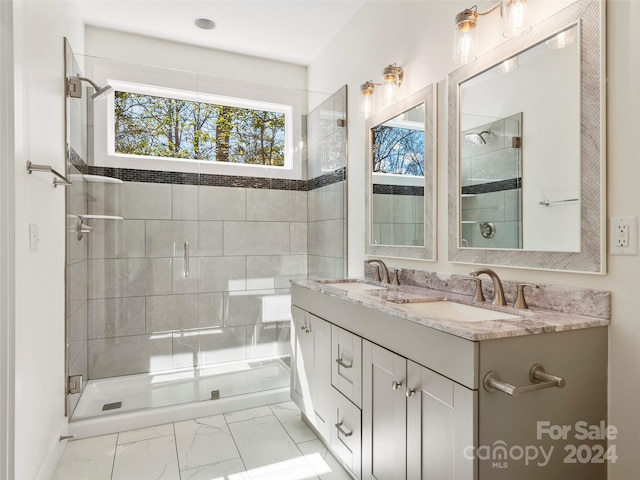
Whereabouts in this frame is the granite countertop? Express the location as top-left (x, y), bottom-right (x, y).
top-left (292, 278), bottom-right (610, 341)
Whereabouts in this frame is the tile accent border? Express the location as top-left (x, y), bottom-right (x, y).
top-left (373, 184), bottom-right (424, 196)
top-left (461, 177), bottom-right (521, 195)
top-left (69, 149), bottom-right (345, 192)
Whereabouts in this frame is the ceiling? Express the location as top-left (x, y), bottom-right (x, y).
top-left (78, 0), bottom-right (367, 66)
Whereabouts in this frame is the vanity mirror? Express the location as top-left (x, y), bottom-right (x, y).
top-left (366, 85), bottom-right (436, 260)
top-left (448, 0), bottom-right (605, 273)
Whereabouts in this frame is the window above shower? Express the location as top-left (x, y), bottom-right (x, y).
top-left (88, 61), bottom-right (306, 180)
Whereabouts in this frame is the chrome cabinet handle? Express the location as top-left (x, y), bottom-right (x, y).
top-left (392, 380), bottom-right (403, 390)
top-left (335, 421), bottom-right (353, 437)
top-left (406, 387), bottom-right (415, 398)
top-left (184, 242), bottom-right (190, 278)
top-left (484, 364), bottom-right (566, 398)
top-left (299, 325), bottom-right (311, 334)
top-left (335, 357), bottom-right (353, 369)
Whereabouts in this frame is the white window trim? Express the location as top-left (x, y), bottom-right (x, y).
top-left (89, 62), bottom-right (304, 180)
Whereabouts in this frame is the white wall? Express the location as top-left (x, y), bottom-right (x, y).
top-left (308, 0), bottom-right (640, 478)
top-left (85, 27), bottom-right (307, 92)
top-left (12, 0), bottom-right (84, 478)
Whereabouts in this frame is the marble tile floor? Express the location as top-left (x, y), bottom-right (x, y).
top-left (54, 401), bottom-right (353, 480)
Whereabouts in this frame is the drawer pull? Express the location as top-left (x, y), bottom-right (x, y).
top-left (484, 364), bottom-right (566, 398)
top-left (406, 387), bottom-right (415, 398)
top-left (392, 380), bottom-right (403, 390)
top-left (335, 357), bottom-right (353, 369)
top-left (335, 421), bottom-right (353, 437)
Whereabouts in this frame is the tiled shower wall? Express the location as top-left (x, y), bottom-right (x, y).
top-left (306, 86), bottom-right (347, 279)
top-left (84, 180), bottom-right (304, 378)
top-left (71, 85), bottom-right (348, 381)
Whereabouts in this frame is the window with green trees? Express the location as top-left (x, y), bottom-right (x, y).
top-left (114, 91), bottom-right (287, 166)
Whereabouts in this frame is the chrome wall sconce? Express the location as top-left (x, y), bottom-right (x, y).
top-left (359, 64), bottom-right (404, 118)
top-left (453, 0), bottom-right (531, 66)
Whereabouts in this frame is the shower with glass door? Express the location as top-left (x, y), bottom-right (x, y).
top-left (63, 39), bottom-right (348, 423)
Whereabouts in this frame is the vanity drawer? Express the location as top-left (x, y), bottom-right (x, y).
top-left (331, 325), bottom-right (362, 407)
top-left (331, 387), bottom-right (362, 479)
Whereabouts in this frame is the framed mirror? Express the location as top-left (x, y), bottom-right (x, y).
top-left (366, 85), bottom-right (436, 260)
top-left (448, 0), bottom-right (605, 273)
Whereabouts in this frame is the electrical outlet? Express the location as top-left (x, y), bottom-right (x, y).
top-left (610, 216), bottom-right (638, 255)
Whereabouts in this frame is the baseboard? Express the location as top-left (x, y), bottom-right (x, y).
top-left (34, 417), bottom-right (69, 480)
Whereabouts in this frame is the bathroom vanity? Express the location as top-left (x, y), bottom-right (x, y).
top-left (290, 278), bottom-right (609, 480)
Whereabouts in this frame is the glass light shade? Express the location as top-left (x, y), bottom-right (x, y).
top-left (494, 56), bottom-right (519, 73)
top-left (380, 78), bottom-right (399, 107)
top-left (503, 0), bottom-right (531, 38)
top-left (453, 25), bottom-right (478, 65)
top-left (546, 28), bottom-right (576, 49)
top-left (359, 85), bottom-right (375, 118)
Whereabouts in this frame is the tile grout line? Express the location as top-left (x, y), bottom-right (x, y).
top-left (268, 404), bottom-right (322, 480)
top-left (220, 410), bottom-right (249, 477)
top-left (109, 433), bottom-right (119, 480)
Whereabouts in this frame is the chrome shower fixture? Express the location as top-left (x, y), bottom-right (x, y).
top-left (66, 75), bottom-right (113, 100)
top-left (465, 130), bottom-right (491, 145)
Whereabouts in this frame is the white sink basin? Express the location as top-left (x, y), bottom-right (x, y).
top-left (323, 281), bottom-right (387, 292)
top-left (395, 300), bottom-right (521, 322)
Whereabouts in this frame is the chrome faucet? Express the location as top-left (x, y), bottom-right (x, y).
top-left (365, 259), bottom-right (390, 284)
top-left (470, 268), bottom-right (506, 306)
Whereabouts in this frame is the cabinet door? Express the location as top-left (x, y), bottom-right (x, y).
top-left (362, 340), bottom-right (407, 480)
top-left (291, 305), bottom-right (312, 416)
top-left (290, 306), bottom-right (332, 441)
top-left (332, 325), bottom-right (363, 407)
top-left (310, 313), bottom-right (332, 441)
top-left (407, 361), bottom-right (476, 480)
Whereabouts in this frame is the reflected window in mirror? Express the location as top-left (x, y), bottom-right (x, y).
top-left (371, 103), bottom-right (425, 247)
top-left (366, 85), bottom-right (436, 260)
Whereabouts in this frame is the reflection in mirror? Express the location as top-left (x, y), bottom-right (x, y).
top-left (459, 24), bottom-right (579, 252)
top-left (372, 103), bottom-right (425, 247)
top-left (366, 85), bottom-right (436, 260)
top-left (448, 0), bottom-right (605, 273)
top-left (461, 113), bottom-right (522, 248)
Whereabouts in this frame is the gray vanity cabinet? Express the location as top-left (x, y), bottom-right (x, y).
top-left (291, 305), bottom-right (332, 441)
top-left (362, 340), bottom-right (476, 480)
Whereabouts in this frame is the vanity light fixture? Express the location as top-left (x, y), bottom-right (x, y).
top-left (359, 64), bottom-right (404, 118)
top-left (453, 0), bottom-right (531, 66)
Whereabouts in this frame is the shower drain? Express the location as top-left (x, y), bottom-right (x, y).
top-left (102, 401), bottom-right (122, 411)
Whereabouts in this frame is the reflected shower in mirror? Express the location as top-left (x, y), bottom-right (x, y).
top-left (366, 84), bottom-right (436, 260)
top-left (460, 113), bottom-right (522, 249)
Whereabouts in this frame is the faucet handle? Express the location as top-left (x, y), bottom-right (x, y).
top-left (514, 283), bottom-right (540, 310)
top-left (468, 276), bottom-right (486, 303)
top-left (391, 270), bottom-right (400, 285)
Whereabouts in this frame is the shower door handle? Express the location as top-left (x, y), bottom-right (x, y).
top-left (184, 242), bottom-right (190, 278)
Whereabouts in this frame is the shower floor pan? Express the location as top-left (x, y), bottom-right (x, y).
top-left (71, 357), bottom-right (290, 421)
